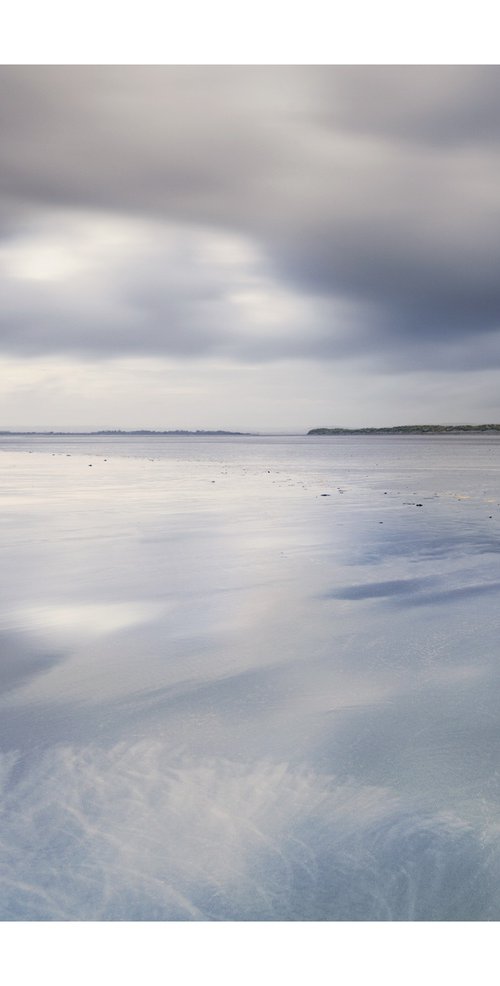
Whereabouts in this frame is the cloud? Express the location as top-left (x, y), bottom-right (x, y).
top-left (314, 65), bottom-right (500, 146)
top-left (0, 208), bottom-right (334, 361)
top-left (1, 66), bottom-right (500, 370)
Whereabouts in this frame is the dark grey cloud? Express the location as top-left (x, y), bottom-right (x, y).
top-left (1, 66), bottom-right (500, 369)
top-left (314, 66), bottom-right (500, 146)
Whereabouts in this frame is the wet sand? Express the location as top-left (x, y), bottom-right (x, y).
top-left (1, 434), bottom-right (500, 919)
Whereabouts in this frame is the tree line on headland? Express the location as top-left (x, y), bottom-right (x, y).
top-left (308, 424), bottom-right (500, 435)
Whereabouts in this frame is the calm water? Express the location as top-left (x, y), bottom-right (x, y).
top-left (1, 433), bottom-right (500, 920)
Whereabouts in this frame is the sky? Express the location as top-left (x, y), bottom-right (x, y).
top-left (2, 65), bottom-right (500, 431)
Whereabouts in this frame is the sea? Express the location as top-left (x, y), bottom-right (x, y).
top-left (1, 432), bottom-right (500, 920)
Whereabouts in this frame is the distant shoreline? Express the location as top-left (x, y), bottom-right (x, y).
top-left (1, 426), bottom-right (499, 437)
top-left (308, 425), bottom-right (500, 435)
top-left (0, 430), bottom-right (257, 437)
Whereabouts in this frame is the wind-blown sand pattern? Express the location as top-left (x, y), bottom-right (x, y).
top-left (1, 433), bottom-right (500, 920)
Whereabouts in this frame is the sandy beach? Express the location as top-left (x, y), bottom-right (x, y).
top-left (0, 433), bottom-right (499, 919)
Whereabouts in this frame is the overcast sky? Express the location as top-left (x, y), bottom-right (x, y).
top-left (2, 65), bottom-right (500, 431)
